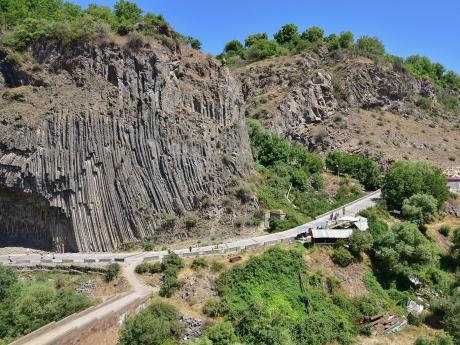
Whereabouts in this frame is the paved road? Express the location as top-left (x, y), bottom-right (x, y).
top-left (0, 190), bottom-right (381, 265)
top-left (8, 190), bottom-right (381, 345)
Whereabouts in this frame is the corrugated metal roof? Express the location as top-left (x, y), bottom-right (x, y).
top-left (311, 229), bottom-right (353, 239)
top-left (355, 220), bottom-right (369, 231)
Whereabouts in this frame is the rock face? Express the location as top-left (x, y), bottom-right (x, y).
top-left (238, 48), bottom-right (459, 168)
top-left (0, 40), bottom-right (253, 252)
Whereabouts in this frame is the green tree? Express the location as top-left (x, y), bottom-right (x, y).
top-left (356, 36), bottom-right (385, 58)
top-left (338, 31), bottom-right (354, 48)
top-left (382, 161), bottom-right (449, 210)
top-left (223, 39), bottom-right (244, 54)
top-left (273, 24), bottom-right (299, 44)
top-left (402, 193), bottom-right (438, 226)
top-left (185, 36), bottom-right (201, 50)
top-left (245, 39), bottom-right (286, 60)
top-left (244, 32), bottom-right (268, 47)
top-left (300, 26), bottom-right (324, 43)
top-left (374, 222), bottom-right (438, 280)
top-left (114, 0), bottom-right (142, 22)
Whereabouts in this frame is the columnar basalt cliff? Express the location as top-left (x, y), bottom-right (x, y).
top-left (0, 39), bottom-right (253, 252)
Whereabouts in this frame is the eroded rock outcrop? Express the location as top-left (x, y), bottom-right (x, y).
top-left (0, 40), bottom-right (253, 252)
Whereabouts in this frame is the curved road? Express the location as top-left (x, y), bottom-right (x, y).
top-left (7, 190), bottom-right (381, 345)
top-left (1, 190), bottom-right (381, 265)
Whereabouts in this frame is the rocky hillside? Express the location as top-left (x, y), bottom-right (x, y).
top-left (237, 47), bottom-right (459, 168)
top-left (0, 38), bottom-right (253, 252)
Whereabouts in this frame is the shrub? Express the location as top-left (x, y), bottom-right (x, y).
top-left (416, 96), bottom-right (432, 110)
top-left (105, 263), bottom-right (121, 282)
top-left (191, 257), bottom-right (208, 270)
top-left (159, 253), bottom-right (183, 297)
top-left (118, 300), bottom-right (183, 345)
top-left (185, 213), bottom-right (198, 229)
top-left (5, 52), bottom-right (25, 66)
top-left (126, 31), bottom-right (144, 50)
top-left (135, 262), bottom-right (150, 274)
top-left (210, 261), bottom-right (225, 273)
top-left (190, 321), bottom-right (240, 345)
top-left (202, 299), bottom-right (224, 318)
top-left (402, 193), bottom-right (439, 226)
top-left (235, 183), bottom-right (254, 203)
top-left (407, 312), bottom-right (424, 326)
top-left (143, 241), bottom-right (155, 251)
top-left (338, 31), bottom-right (354, 48)
top-left (438, 225), bottom-right (450, 237)
top-left (162, 213), bottom-right (177, 228)
top-left (332, 247), bottom-right (355, 267)
top-left (356, 36), bottom-right (385, 58)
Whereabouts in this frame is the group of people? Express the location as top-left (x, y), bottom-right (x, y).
top-left (329, 207), bottom-right (346, 221)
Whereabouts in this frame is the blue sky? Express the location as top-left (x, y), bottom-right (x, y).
top-left (74, 0), bottom-right (460, 73)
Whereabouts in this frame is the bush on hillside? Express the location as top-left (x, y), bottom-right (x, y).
top-left (402, 193), bottom-right (438, 226)
top-left (191, 257), bottom-right (208, 270)
top-left (332, 247), bottom-right (355, 267)
top-left (189, 321), bottom-right (241, 345)
top-left (202, 299), bottom-right (224, 318)
top-left (356, 36), bottom-right (385, 59)
top-left (105, 263), bottom-right (121, 282)
top-left (118, 300), bottom-right (183, 345)
top-left (159, 253), bottom-right (183, 297)
top-left (438, 225), bottom-right (451, 237)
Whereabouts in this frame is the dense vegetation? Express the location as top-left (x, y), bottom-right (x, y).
top-left (382, 161), bottom-right (449, 211)
top-left (219, 23), bottom-right (460, 95)
top-left (247, 119), bottom-right (362, 231)
top-left (215, 247), bottom-right (405, 345)
top-left (325, 151), bottom-right (382, 190)
top-left (0, 0), bottom-right (200, 51)
top-left (118, 300), bottom-right (183, 345)
top-left (0, 266), bottom-right (91, 345)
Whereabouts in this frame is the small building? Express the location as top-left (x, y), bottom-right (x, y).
top-left (311, 229), bottom-right (354, 245)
